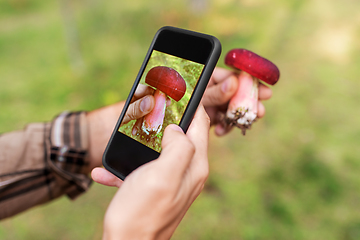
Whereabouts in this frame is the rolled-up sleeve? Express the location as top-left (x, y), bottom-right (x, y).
top-left (0, 111), bottom-right (92, 220)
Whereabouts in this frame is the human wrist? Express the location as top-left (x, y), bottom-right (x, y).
top-left (102, 197), bottom-right (171, 240)
top-left (86, 102), bottom-right (125, 171)
top-left (48, 111), bottom-right (93, 198)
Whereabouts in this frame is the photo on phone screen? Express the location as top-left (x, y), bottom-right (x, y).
top-left (118, 50), bottom-right (205, 152)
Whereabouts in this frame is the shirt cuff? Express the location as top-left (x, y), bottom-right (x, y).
top-left (48, 111), bottom-right (92, 199)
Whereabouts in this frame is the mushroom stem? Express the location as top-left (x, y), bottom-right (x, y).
top-left (142, 89), bottom-right (167, 135)
top-left (225, 71), bottom-right (259, 135)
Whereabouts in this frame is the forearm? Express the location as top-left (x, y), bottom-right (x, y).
top-left (0, 112), bottom-right (92, 219)
top-left (86, 101), bottom-right (125, 171)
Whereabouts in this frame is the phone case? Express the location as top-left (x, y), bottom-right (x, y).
top-left (103, 26), bottom-right (221, 180)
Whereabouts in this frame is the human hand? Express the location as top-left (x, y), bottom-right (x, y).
top-left (86, 68), bottom-right (271, 171)
top-left (121, 84), bottom-right (156, 125)
top-left (202, 67), bottom-right (273, 136)
top-left (92, 105), bottom-right (210, 240)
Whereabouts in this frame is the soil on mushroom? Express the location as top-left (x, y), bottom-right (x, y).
top-left (119, 50), bottom-right (204, 152)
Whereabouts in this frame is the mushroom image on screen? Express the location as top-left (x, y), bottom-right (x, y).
top-left (223, 48), bottom-right (280, 135)
top-left (140, 66), bottom-right (186, 136)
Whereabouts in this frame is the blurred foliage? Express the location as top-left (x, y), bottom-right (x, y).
top-left (1, 0), bottom-right (360, 239)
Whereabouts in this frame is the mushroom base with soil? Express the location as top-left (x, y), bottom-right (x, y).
top-left (221, 71), bottom-right (259, 135)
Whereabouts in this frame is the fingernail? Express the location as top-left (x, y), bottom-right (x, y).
top-left (221, 78), bottom-right (231, 93)
top-left (168, 124), bottom-right (184, 133)
top-left (132, 126), bottom-right (138, 136)
top-left (140, 96), bottom-right (151, 112)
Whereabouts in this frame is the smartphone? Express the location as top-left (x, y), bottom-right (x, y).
top-left (103, 26), bottom-right (221, 180)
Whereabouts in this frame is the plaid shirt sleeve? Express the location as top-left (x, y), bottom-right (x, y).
top-left (0, 111), bottom-right (92, 220)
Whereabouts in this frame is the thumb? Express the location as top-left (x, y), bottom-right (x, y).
top-left (122, 96), bottom-right (155, 124)
top-left (91, 167), bottom-right (123, 188)
top-left (156, 124), bottom-right (195, 179)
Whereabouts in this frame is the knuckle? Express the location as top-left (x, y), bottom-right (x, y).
top-left (209, 90), bottom-right (222, 104)
top-left (142, 168), bottom-right (175, 194)
top-left (151, 180), bottom-right (173, 197)
top-left (197, 164), bottom-right (209, 183)
top-left (185, 140), bottom-right (196, 156)
top-left (173, 134), bottom-right (195, 155)
top-left (143, 174), bottom-right (168, 192)
top-left (203, 88), bottom-right (218, 106)
top-left (203, 112), bottom-right (211, 127)
top-left (128, 102), bottom-right (139, 119)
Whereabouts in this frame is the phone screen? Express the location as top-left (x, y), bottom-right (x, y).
top-left (118, 50), bottom-right (205, 152)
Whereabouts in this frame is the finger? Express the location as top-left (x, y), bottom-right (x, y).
top-left (131, 117), bottom-right (143, 136)
top-left (91, 167), bottom-right (123, 188)
top-left (132, 84), bottom-right (154, 102)
top-left (258, 83), bottom-right (272, 101)
top-left (186, 105), bottom-right (210, 151)
top-left (185, 105), bottom-right (210, 183)
top-left (209, 67), bottom-right (234, 86)
top-left (257, 101), bottom-right (266, 118)
top-left (214, 123), bottom-right (233, 136)
top-left (202, 74), bottom-right (238, 107)
top-left (157, 124), bottom-right (195, 180)
top-left (122, 95), bottom-right (155, 124)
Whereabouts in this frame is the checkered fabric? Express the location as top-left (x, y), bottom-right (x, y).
top-left (0, 111), bottom-right (92, 219)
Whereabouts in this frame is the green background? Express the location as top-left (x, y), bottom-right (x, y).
top-left (1, 0), bottom-right (360, 239)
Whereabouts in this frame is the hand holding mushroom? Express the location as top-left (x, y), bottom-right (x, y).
top-left (202, 66), bottom-right (274, 136)
top-left (220, 49), bottom-right (280, 135)
top-left (119, 84), bottom-right (156, 125)
top-left (132, 66), bottom-right (186, 138)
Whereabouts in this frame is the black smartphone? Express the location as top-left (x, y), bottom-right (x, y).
top-left (103, 26), bottom-right (221, 180)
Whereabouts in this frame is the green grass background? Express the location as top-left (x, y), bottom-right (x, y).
top-left (1, 0), bottom-right (360, 239)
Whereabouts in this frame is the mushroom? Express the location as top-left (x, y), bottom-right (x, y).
top-left (141, 66), bottom-right (186, 135)
top-left (223, 48), bottom-right (280, 135)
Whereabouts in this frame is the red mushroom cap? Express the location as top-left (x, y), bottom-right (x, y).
top-left (145, 66), bottom-right (186, 101)
top-left (225, 49), bottom-right (280, 85)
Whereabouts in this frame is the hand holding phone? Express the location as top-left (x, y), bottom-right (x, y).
top-left (103, 26), bottom-right (221, 179)
top-left (96, 104), bottom-right (210, 239)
